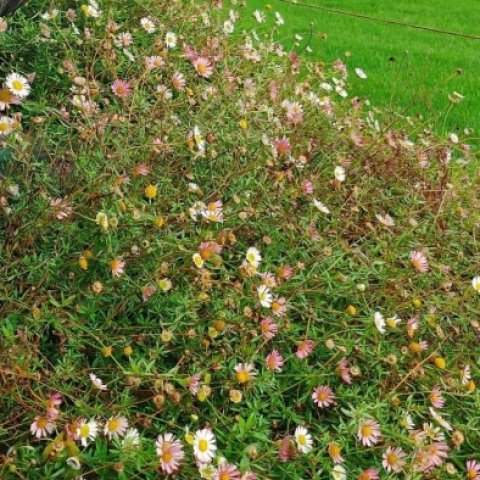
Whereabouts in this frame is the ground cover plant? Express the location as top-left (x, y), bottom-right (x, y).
top-left (1, 1), bottom-right (480, 479)
top-left (245, 0), bottom-right (480, 140)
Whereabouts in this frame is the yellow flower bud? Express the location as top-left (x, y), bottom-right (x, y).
top-left (78, 256), bottom-right (88, 270)
top-left (346, 305), bottom-right (357, 316)
top-left (102, 346), bottom-right (112, 357)
top-left (123, 346), bottom-right (133, 357)
top-left (412, 298), bottom-right (422, 308)
top-left (32, 306), bottom-right (41, 320)
top-left (434, 357), bottom-right (446, 369)
top-left (239, 118), bottom-right (248, 130)
top-left (144, 184), bottom-right (157, 199)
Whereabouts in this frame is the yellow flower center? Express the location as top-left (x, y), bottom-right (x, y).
top-left (197, 63), bottom-right (207, 75)
top-left (0, 89), bottom-right (13, 102)
top-left (0, 122), bottom-right (9, 132)
top-left (316, 390), bottom-right (328, 401)
top-left (107, 418), bottom-right (120, 432)
top-left (236, 370), bottom-right (250, 384)
top-left (219, 473), bottom-right (231, 480)
top-left (12, 80), bottom-right (23, 92)
top-left (297, 434), bottom-right (307, 446)
top-left (361, 425), bottom-right (373, 437)
top-left (80, 424), bottom-right (90, 438)
top-left (329, 443), bottom-right (341, 457)
top-left (162, 449), bottom-right (173, 463)
top-left (198, 438), bottom-right (209, 453)
top-left (37, 417), bottom-right (49, 428)
top-left (386, 452), bottom-right (398, 465)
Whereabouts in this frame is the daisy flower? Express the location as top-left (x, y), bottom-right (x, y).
top-left (213, 463), bottom-right (241, 480)
top-left (338, 357), bottom-right (352, 384)
top-left (334, 165), bottom-right (346, 182)
top-left (273, 137), bottom-right (291, 157)
top-left (223, 19), bottom-right (234, 34)
top-left (382, 446), bottom-right (406, 473)
top-left (194, 57), bottom-right (213, 78)
top-left (302, 180), bottom-right (314, 195)
top-left (260, 317), bottom-right (278, 340)
top-left (278, 435), bottom-right (294, 462)
top-left (466, 460), bottom-right (480, 480)
top-left (30, 415), bottom-right (55, 438)
top-left (192, 253), bottom-right (205, 268)
top-left (104, 416), bottom-right (128, 440)
top-left (425, 441), bottom-right (449, 468)
top-left (332, 465), bottom-right (347, 480)
top-left (110, 257), bottom-right (125, 277)
top-left (234, 363), bottom-right (256, 384)
top-left (172, 72), bottom-right (186, 90)
top-left (472, 276), bottom-right (480, 293)
top-left (111, 79), bottom-right (131, 99)
top-left (77, 418), bottom-right (99, 447)
top-left (374, 311), bottom-right (386, 333)
top-left (410, 250), bottom-right (429, 272)
top-left (257, 285), bottom-right (272, 308)
top-left (296, 339), bottom-right (315, 359)
top-left (123, 428), bottom-right (140, 448)
top-left (358, 468), bottom-right (379, 480)
top-left (140, 17), bottom-right (155, 33)
top-left (188, 374), bottom-right (201, 395)
top-left (0, 86), bottom-right (21, 110)
top-left (0, 17), bottom-right (7, 33)
top-left (429, 386), bottom-right (445, 408)
top-left (6, 73), bottom-right (31, 98)
top-left (266, 350), bottom-right (284, 372)
top-left (165, 31), bottom-right (177, 49)
top-left (312, 385), bottom-right (336, 408)
top-left (145, 55), bottom-right (165, 70)
top-left (0, 116), bottom-right (12, 136)
top-left (294, 426), bottom-right (313, 453)
top-left (156, 433), bottom-right (184, 473)
top-left (328, 442), bottom-right (344, 463)
top-left (246, 247), bottom-right (262, 267)
top-left (50, 197), bottom-right (72, 220)
top-left (313, 199), bottom-right (330, 214)
top-left (193, 428), bottom-right (217, 463)
top-left (357, 419), bottom-right (382, 447)
top-left (429, 407), bottom-right (452, 431)
top-left (89, 373), bottom-right (107, 391)
top-left (271, 297), bottom-right (287, 317)
top-left (46, 393), bottom-right (62, 419)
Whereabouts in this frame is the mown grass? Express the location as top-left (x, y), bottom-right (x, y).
top-left (245, 0), bottom-right (480, 141)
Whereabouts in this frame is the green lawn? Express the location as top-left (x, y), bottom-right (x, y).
top-left (244, 0), bottom-right (480, 140)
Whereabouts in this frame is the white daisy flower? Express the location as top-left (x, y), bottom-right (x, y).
top-left (472, 276), bottom-right (480, 293)
top-left (193, 428), bottom-right (217, 463)
top-left (165, 32), bottom-right (177, 49)
top-left (6, 73), bottom-right (31, 98)
top-left (246, 247), bottom-right (262, 267)
top-left (0, 116), bottom-right (13, 136)
top-left (374, 311), bottom-right (386, 334)
top-left (257, 285), bottom-right (272, 308)
top-left (89, 373), bottom-right (107, 391)
top-left (140, 17), bottom-right (155, 33)
top-left (104, 416), bottom-right (129, 440)
top-left (334, 165), bottom-right (346, 182)
top-left (294, 426), bottom-right (313, 453)
top-left (77, 419), bottom-right (99, 447)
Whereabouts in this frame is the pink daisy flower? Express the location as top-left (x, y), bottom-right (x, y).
top-left (111, 79), bottom-right (132, 99)
top-left (429, 386), bottom-right (445, 409)
top-left (133, 163), bottom-right (149, 176)
top-left (382, 446), bottom-right (406, 473)
top-left (277, 265), bottom-right (294, 280)
top-left (410, 250), bottom-right (429, 272)
top-left (312, 385), bottom-right (336, 408)
top-left (296, 339), bottom-right (315, 359)
top-left (260, 317), bottom-right (278, 340)
top-left (156, 433), bottom-right (184, 474)
top-left (213, 463), bottom-right (241, 480)
top-left (328, 442), bottom-right (344, 463)
top-left (46, 392), bottom-right (62, 419)
top-left (30, 415), bottom-right (55, 438)
top-left (425, 442), bottom-right (449, 469)
top-left (273, 137), bottom-right (291, 157)
top-left (110, 257), bottom-right (125, 277)
top-left (172, 72), bottom-right (186, 90)
top-left (357, 419), bottom-right (382, 447)
top-left (194, 57), bottom-right (213, 78)
top-left (301, 180), bottom-right (314, 195)
top-left (271, 297), bottom-right (287, 317)
top-left (466, 460), bottom-right (480, 480)
top-left (358, 468), bottom-right (380, 480)
top-left (338, 357), bottom-right (352, 384)
top-left (266, 350), bottom-right (284, 372)
top-left (188, 374), bottom-right (201, 395)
